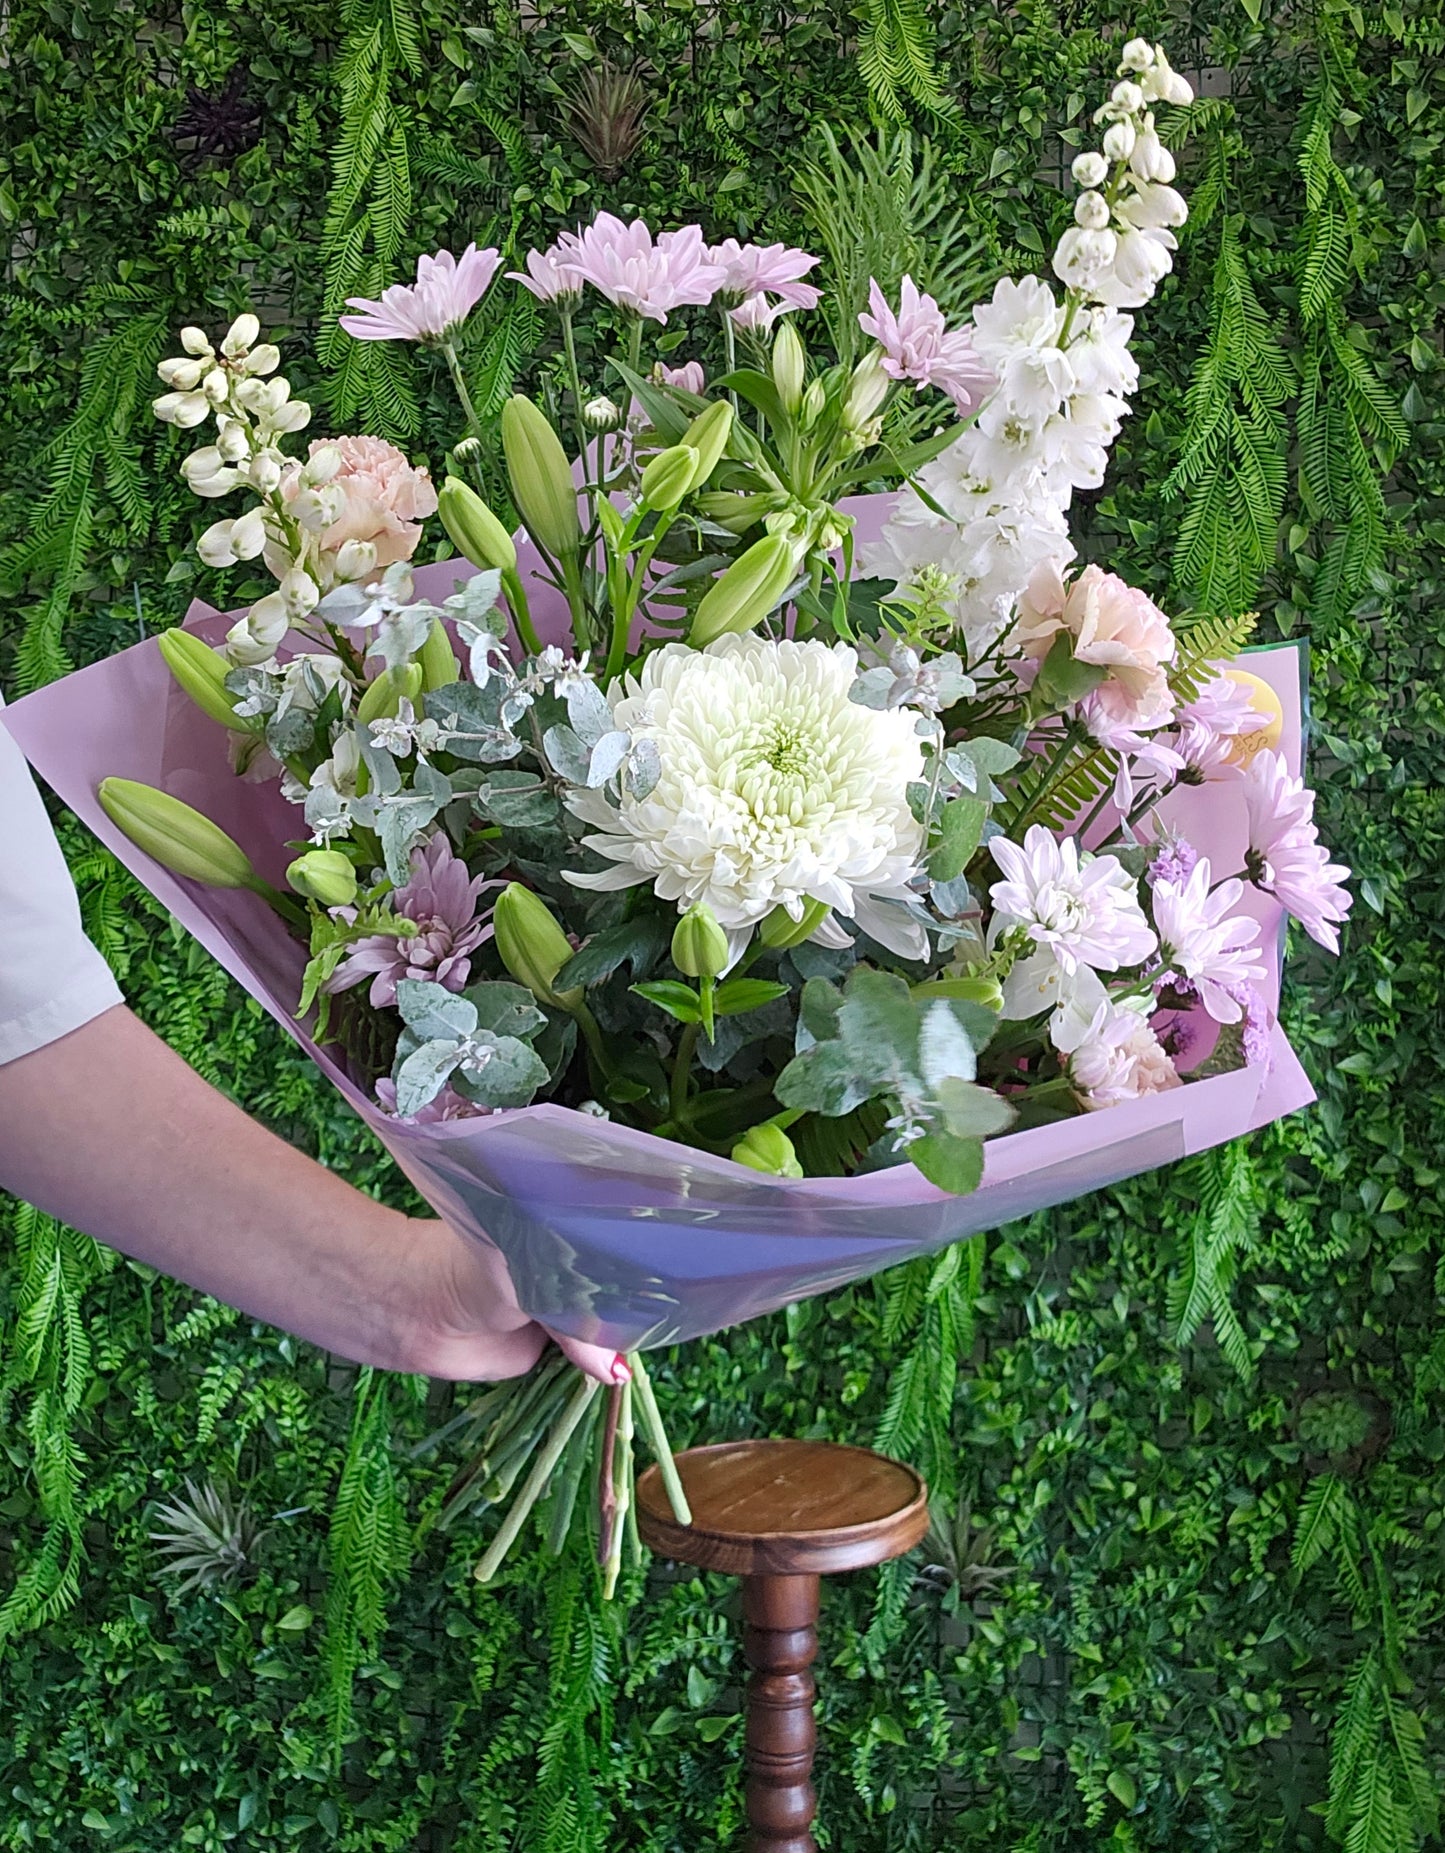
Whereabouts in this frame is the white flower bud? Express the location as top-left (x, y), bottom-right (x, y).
top-left (158, 356), bottom-right (207, 390)
top-left (247, 591), bottom-right (291, 648)
top-left (334, 538), bottom-right (378, 583)
top-left (230, 508), bottom-right (269, 560)
top-left (234, 377), bottom-right (268, 410)
top-left (1103, 119), bottom-right (1137, 163)
top-left (800, 377), bottom-right (827, 427)
top-left (242, 344), bottom-right (281, 377)
top-left (1052, 226), bottom-right (1119, 294)
top-left (1120, 38), bottom-right (1154, 72)
top-left (153, 390), bottom-right (211, 428)
top-left (202, 367), bottom-right (230, 405)
top-left (191, 469), bottom-right (242, 499)
top-left (302, 445), bottom-right (343, 487)
top-left (1074, 190), bottom-right (1112, 231)
top-left (1130, 119), bottom-right (1176, 183)
top-left (1165, 69), bottom-right (1194, 105)
top-left (1111, 80), bottom-right (1145, 114)
top-left (1120, 180), bottom-right (1189, 230)
top-left (268, 400), bottom-right (312, 435)
top-left (221, 313), bottom-right (261, 358)
top-left (292, 485), bottom-right (345, 532)
top-left (254, 379), bottom-right (290, 418)
top-left (182, 446), bottom-right (223, 482)
top-left (1071, 151), bottom-right (1110, 189)
top-left (280, 567), bottom-right (320, 617)
top-left (197, 519), bottom-right (238, 568)
top-left (180, 326), bottom-right (214, 357)
top-left (216, 420), bottom-right (251, 463)
top-left (226, 612), bottom-right (279, 667)
top-left (248, 452), bottom-right (284, 496)
top-left (582, 396), bottom-right (623, 433)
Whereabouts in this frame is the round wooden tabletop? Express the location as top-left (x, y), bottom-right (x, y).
top-left (636, 1439), bottom-right (929, 1577)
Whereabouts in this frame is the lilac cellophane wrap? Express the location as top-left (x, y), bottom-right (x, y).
top-left (4, 495), bottom-right (1316, 1350)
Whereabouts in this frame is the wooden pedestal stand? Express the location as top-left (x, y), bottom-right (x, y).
top-left (637, 1440), bottom-right (929, 1853)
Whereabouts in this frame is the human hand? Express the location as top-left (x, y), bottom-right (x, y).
top-left (397, 1217), bottom-right (627, 1386)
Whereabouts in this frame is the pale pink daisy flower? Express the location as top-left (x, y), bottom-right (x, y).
top-left (326, 836), bottom-right (497, 1006)
top-left (1242, 752), bottom-right (1352, 952)
top-left (341, 244), bottom-right (501, 343)
top-left (706, 239), bottom-right (822, 310)
top-left (1063, 999), bottom-right (1181, 1109)
top-left (1078, 682), bottom-right (1181, 811)
top-left (1150, 858), bottom-right (1266, 1023)
top-left (1174, 666), bottom-right (1270, 783)
top-left (729, 293), bottom-right (800, 335)
top-left (508, 243), bottom-right (585, 307)
top-left (558, 215), bottom-right (725, 322)
top-left (655, 360), bottom-right (706, 395)
top-left (990, 824), bottom-right (1157, 975)
top-left (858, 275), bottom-right (995, 415)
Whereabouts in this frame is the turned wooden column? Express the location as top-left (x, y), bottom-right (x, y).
top-left (637, 1440), bottom-right (928, 1853)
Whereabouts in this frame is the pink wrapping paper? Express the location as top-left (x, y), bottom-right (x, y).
top-left (4, 497), bottom-right (1316, 1350)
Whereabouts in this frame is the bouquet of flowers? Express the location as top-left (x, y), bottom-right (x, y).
top-left (7, 41), bottom-right (1350, 1592)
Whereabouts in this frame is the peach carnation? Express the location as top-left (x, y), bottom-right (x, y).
top-left (1017, 562), bottom-right (1176, 727)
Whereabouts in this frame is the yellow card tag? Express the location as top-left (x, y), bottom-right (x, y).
top-left (1223, 669), bottom-right (1284, 766)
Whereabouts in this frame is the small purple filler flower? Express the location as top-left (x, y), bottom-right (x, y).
top-left (1146, 835), bottom-right (1199, 890)
top-left (327, 836), bottom-right (494, 1007)
top-left (340, 244), bottom-right (501, 344)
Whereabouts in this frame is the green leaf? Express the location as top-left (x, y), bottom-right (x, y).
top-left (555, 915), bottom-right (670, 990)
top-left (1033, 632), bottom-right (1107, 708)
top-left (931, 1076), bottom-right (1016, 1140)
top-left (927, 795), bottom-right (988, 881)
top-left (461, 981), bottom-right (547, 1042)
top-left (631, 980), bottom-right (701, 1024)
top-left (908, 1130), bottom-right (985, 1195)
top-left (1107, 1769), bottom-right (1138, 1811)
top-left (776, 1039), bottom-right (875, 1117)
top-left (277, 1603), bottom-right (314, 1632)
top-left (713, 978), bottom-right (790, 1016)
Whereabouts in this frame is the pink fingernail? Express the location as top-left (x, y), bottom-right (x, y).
top-left (612, 1355), bottom-right (632, 1384)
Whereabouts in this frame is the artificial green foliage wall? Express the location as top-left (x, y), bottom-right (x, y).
top-left (1, 0), bottom-right (1443, 1847)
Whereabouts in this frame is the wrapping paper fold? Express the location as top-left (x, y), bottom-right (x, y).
top-left (4, 497), bottom-right (1316, 1351)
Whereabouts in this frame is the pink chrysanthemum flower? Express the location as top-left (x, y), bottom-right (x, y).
top-left (508, 244), bottom-right (585, 307)
top-left (729, 293), bottom-right (801, 335)
top-left (340, 244), bottom-right (501, 343)
top-left (1150, 858), bottom-right (1266, 1023)
top-left (990, 824), bottom-right (1157, 975)
top-left (858, 275), bottom-right (995, 415)
top-left (656, 360), bottom-right (706, 395)
top-left (1242, 752), bottom-right (1352, 952)
top-left (706, 239), bottom-right (822, 310)
top-left (326, 837), bottom-right (496, 1007)
top-left (558, 215), bottom-right (725, 322)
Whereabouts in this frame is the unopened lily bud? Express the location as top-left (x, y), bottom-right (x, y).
top-left (180, 326), bottom-right (214, 357)
top-left (918, 973), bottom-right (1006, 1013)
top-left (679, 399), bottom-right (734, 486)
top-left (694, 491), bottom-right (774, 535)
top-left (799, 378), bottom-right (827, 428)
top-left (493, 882), bottom-right (582, 1010)
top-left (196, 519), bottom-right (238, 568)
top-left (202, 367), bottom-right (230, 405)
top-left (671, 903), bottom-right (729, 980)
top-left (334, 537), bottom-right (378, 583)
top-left (357, 663), bottom-right (423, 725)
top-left (418, 618), bottom-right (461, 692)
top-left (640, 444), bottom-right (699, 514)
top-left (1120, 36), bottom-right (1154, 71)
top-left (731, 1123), bottom-right (803, 1179)
top-left (759, 896), bottom-right (830, 950)
top-left (844, 351), bottom-right (892, 428)
top-left (158, 356), bottom-right (207, 390)
top-left (99, 778), bottom-right (259, 890)
top-left (221, 313), bottom-right (261, 357)
top-left (1074, 190), bottom-right (1111, 231)
top-left (158, 628), bottom-right (251, 732)
top-left (1103, 119), bottom-right (1136, 163)
top-left (286, 849), bottom-right (358, 908)
top-left (771, 321), bottom-right (806, 414)
top-left (1071, 151), bottom-right (1109, 189)
top-left (302, 445), bottom-right (343, 487)
top-left (501, 396), bottom-right (581, 561)
top-left (229, 507), bottom-right (268, 561)
top-left (438, 478), bottom-right (517, 574)
top-left (243, 344), bottom-right (281, 377)
top-left (583, 395), bottom-right (624, 433)
top-left (154, 391), bottom-right (210, 428)
top-left (690, 533), bottom-right (798, 647)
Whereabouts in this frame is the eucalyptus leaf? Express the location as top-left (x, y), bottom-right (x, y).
top-left (908, 1128), bottom-right (986, 1195)
top-left (395, 980), bottom-right (478, 1042)
top-left (393, 1038), bottom-right (467, 1116)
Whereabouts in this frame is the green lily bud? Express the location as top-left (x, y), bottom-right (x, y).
top-left (690, 534), bottom-right (798, 647)
top-left (772, 322), bottom-right (806, 414)
top-left (844, 350), bottom-right (892, 429)
top-left (99, 778), bottom-right (258, 890)
top-left (799, 377), bottom-right (827, 428)
top-left (916, 974), bottom-right (1006, 1012)
top-left (731, 1123), bottom-right (804, 1178)
top-left (356, 662), bottom-right (424, 725)
top-left (680, 399), bottom-right (734, 488)
top-left (671, 903), bottom-right (729, 980)
top-left (437, 477), bottom-right (517, 574)
top-left (418, 617), bottom-right (460, 692)
top-left (759, 896), bottom-right (830, 950)
top-left (286, 848), bottom-right (358, 908)
top-left (158, 628), bottom-right (252, 733)
top-left (639, 444), bottom-right (700, 514)
top-left (501, 396), bottom-right (581, 561)
top-left (493, 882), bottom-right (583, 1010)
top-left (694, 491), bottom-right (773, 536)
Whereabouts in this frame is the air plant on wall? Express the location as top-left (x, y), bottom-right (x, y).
top-left (564, 61), bottom-right (650, 180)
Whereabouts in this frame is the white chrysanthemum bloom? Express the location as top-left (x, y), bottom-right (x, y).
top-left (565, 636), bottom-right (930, 960)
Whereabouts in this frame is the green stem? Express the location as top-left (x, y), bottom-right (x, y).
top-left (441, 341), bottom-right (484, 444)
top-left (559, 308), bottom-right (590, 464)
top-left (626, 316), bottom-right (644, 378)
top-left (474, 1373), bottom-right (601, 1585)
top-left (669, 1022), bottom-right (700, 1121)
top-left (602, 1377), bottom-right (634, 1600)
top-left (501, 566), bottom-right (542, 656)
top-left (629, 1354), bottom-right (692, 1525)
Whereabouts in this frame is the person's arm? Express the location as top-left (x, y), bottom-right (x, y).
top-left (0, 1005), bottom-right (623, 1383)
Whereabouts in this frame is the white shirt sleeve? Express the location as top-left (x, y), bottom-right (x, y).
top-left (0, 697), bottom-right (124, 1064)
